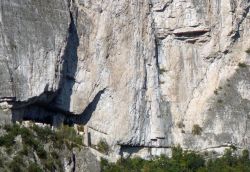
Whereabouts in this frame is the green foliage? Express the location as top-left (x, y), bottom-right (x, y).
top-left (101, 147), bottom-right (250, 172)
top-left (97, 139), bottom-right (109, 154)
top-left (159, 80), bottom-right (165, 84)
top-left (53, 125), bottom-right (83, 150)
top-left (32, 125), bottom-right (53, 142)
top-left (28, 163), bottom-right (43, 172)
top-left (217, 99), bottom-right (223, 103)
top-left (77, 125), bottom-right (85, 132)
top-left (0, 123), bottom-right (83, 172)
top-left (20, 144), bottom-right (29, 156)
top-left (238, 62), bottom-right (247, 68)
top-left (51, 151), bottom-right (59, 159)
top-left (0, 133), bottom-right (15, 147)
top-left (44, 157), bottom-right (55, 171)
top-left (192, 124), bottom-right (202, 135)
top-left (36, 144), bottom-right (47, 159)
top-left (0, 152), bottom-right (4, 167)
top-left (159, 68), bottom-right (167, 74)
top-left (241, 149), bottom-right (249, 162)
top-left (183, 151), bottom-right (205, 170)
top-left (8, 155), bottom-right (25, 172)
top-left (177, 121), bottom-right (185, 128)
top-left (0, 124), bottom-right (21, 147)
top-left (172, 145), bottom-right (183, 162)
top-left (246, 48), bottom-right (250, 54)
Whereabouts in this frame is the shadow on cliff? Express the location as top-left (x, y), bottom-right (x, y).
top-left (64, 89), bottom-right (106, 125)
top-left (11, 88), bottom-right (105, 126)
top-left (12, 12), bottom-right (80, 124)
top-left (52, 12), bottom-right (79, 112)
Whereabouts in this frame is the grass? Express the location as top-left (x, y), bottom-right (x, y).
top-left (97, 139), bottom-right (109, 154)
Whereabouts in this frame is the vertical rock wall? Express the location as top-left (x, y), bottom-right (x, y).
top-left (0, 0), bottom-right (250, 159)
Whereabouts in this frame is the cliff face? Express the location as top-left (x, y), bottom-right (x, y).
top-left (0, 0), bottom-right (250, 159)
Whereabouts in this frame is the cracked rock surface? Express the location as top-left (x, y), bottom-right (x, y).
top-left (0, 0), bottom-right (250, 159)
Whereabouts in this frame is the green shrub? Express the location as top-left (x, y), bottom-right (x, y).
top-left (172, 145), bottom-right (183, 161)
top-left (0, 133), bottom-right (15, 147)
top-left (217, 99), bottom-right (223, 103)
top-left (0, 155), bottom-right (4, 167)
top-left (20, 144), bottom-right (29, 156)
top-left (183, 151), bottom-right (205, 170)
top-left (159, 80), bottom-right (165, 84)
top-left (51, 151), bottom-right (59, 159)
top-left (32, 125), bottom-right (53, 142)
top-left (97, 139), bottom-right (109, 154)
top-left (242, 149), bottom-right (249, 162)
top-left (223, 149), bottom-right (237, 166)
top-left (8, 155), bottom-right (25, 172)
top-left (101, 147), bottom-right (250, 172)
top-left (177, 121), bottom-right (185, 128)
top-left (77, 125), bottom-right (85, 132)
top-left (192, 124), bottom-right (202, 135)
top-left (230, 145), bottom-right (237, 151)
top-left (238, 62), bottom-right (247, 68)
top-left (36, 144), bottom-right (47, 159)
top-left (44, 157), bottom-right (55, 171)
top-left (0, 124), bottom-right (37, 148)
top-left (28, 163), bottom-right (43, 172)
top-left (246, 48), bottom-right (250, 54)
top-left (0, 123), bottom-right (85, 172)
top-left (159, 68), bottom-right (167, 74)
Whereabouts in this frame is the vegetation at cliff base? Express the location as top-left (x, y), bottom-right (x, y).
top-left (0, 123), bottom-right (83, 172)
top-left (101, 146), bottom-right (250, 172)
top-left (97, 139), bottom-right (109, 154)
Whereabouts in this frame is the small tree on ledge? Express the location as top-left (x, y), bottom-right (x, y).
top-left (192, 124), bottom-right (202, 135)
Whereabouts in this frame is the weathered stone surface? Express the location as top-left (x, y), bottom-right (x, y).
top-left (0, 0), bottom-right (70, 102)
top-left (0, 0), bottom-right (250, 161)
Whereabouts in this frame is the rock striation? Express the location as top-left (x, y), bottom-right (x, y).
top-left (0, 0), bottom-right (250, 160)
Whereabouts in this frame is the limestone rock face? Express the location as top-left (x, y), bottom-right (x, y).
top-left (0, 0), bottom-right (70, 102)
top-left (0, 0), bottom-right (250, 159)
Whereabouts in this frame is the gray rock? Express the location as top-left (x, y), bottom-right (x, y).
top-left (0, 0), bottom-right (250, 161)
